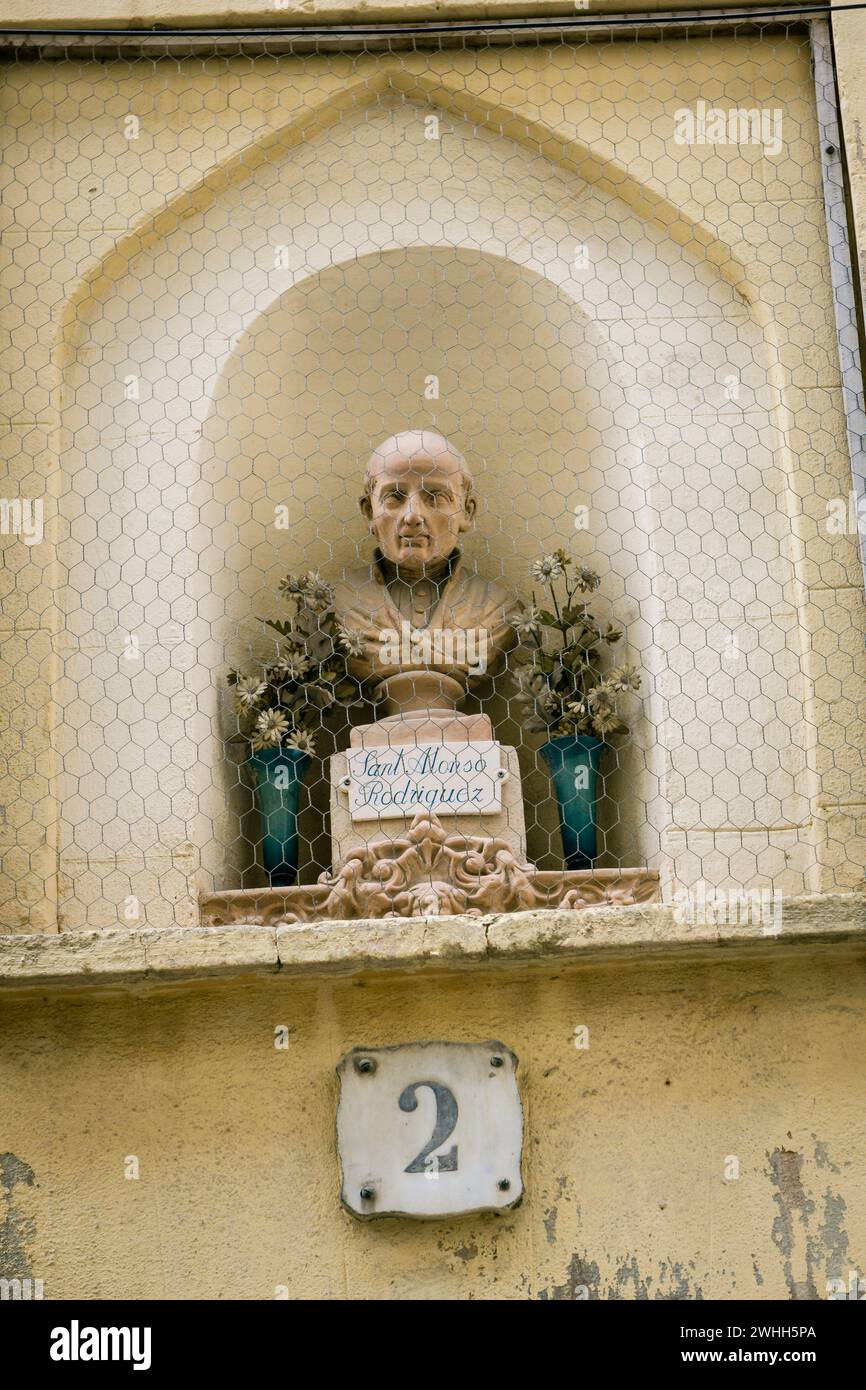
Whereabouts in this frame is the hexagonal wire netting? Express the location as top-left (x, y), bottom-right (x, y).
top-left (1, 19), bottom-right (864, 932)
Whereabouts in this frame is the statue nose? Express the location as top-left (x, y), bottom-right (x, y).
top-left (402, 496), bottom-right (425, 524)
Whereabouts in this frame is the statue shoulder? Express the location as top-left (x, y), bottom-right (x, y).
top-left (335, 564), bottom-right (379, 593)
top-left (458, 568), bottom-right (522, 618)
top-left (333, 566), bottom-right (385, 618)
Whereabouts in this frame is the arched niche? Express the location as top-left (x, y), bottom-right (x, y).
top-left (200, 245), bottom-right (657, 880)
top-left (54, 86), bottom-right (806, 908)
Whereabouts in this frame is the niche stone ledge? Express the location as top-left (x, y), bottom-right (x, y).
top-left (0, 894), bottom-right (864, 993)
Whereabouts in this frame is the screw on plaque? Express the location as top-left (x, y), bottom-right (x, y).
top-left (355, 1057), bottom-right (377, 1075)
top-left (360, 1186), bottom-right (375, 1201)
top-left (498, 1179), bottom-right (511, 1191)
top-left (490, 1055), bottom-right (504, 1068)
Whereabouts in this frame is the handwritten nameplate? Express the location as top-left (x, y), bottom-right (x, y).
top-left (346, 740), bottom-right (504, 822)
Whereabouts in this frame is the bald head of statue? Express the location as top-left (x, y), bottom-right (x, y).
top-left (360, 429), bottom-right (477, 576)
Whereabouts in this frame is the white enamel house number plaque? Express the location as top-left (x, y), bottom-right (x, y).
top-left (336, 1041), bottom-right (523, 1219)
top-left (343, 740), bottom-right (506, 822)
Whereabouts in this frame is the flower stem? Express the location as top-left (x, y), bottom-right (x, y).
top-left (550, 580), bottom-right (563, 628)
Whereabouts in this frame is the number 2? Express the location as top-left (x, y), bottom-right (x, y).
top-left (399, 1081), bottom-right (458, 1173)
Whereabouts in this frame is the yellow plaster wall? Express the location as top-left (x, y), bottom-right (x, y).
top-left (1, 948), bottom-right (864, 1300)
top-left (1, 4), bottom-right (865, 1306)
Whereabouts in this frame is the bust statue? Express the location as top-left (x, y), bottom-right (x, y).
top-left (333, 430), bottom-right (522, 719)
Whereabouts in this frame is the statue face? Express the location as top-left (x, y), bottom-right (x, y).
top-left (362, 447), bottom-right (475, 574)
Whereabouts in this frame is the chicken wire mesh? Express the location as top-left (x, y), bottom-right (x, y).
top-left (1, 20), bottom-right (865, 931)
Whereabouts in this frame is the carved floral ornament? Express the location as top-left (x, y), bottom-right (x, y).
top-left (202, 812), bottom-right (660, 926)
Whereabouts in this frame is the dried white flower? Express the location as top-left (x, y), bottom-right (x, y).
top-left (514, 605), bottom-right (543, 638)
top-left (251, 708), bottom-right (289, 750)
top-left (235, 675), bottom-right (267, 712)
top-left (531, 555), bottom-right (566, 584)
top-left (286, 729), bottom-right (317, 755)
top-left (338, 626), bottom-right (366, 657)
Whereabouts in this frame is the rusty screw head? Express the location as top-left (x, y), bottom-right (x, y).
top-left (355, 1057), bottom-right (377, 1075)
top-left (498, 1179), bottom-right (511, 1192)
top-left (490, 1055), bottom-right (504, 1068)
top-left (360, 1186), bottom-right (375, 1201)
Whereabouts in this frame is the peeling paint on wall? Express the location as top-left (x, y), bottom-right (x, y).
top-left (767, 1143), bottom-right (856, 1300)
top-left (769, 1147), bottom-right (819, 1299)
top-left (539, 1253), bottom-right (601, 1301)
top-left (539, 1252), bottom-right (705, 1301)
top-left (0, 1153), bottom-right (36, 1282)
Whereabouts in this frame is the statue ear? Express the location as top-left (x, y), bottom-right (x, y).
top-left (359, 493), bottom-right (373, 524)
top-left (460, 492), bottom-right (477, 530)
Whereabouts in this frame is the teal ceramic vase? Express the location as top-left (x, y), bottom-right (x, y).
top-left (248, 746), bottom-right (311, 887)
top-left (539, 735), bottom-right (607, 870)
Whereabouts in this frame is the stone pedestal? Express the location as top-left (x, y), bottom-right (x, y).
top-left (205, 706), bottom-right (662, 925)
top-left (329, 710), bottom-right (526, 871)
top-left (351, 710), bottom-right (493, 748)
